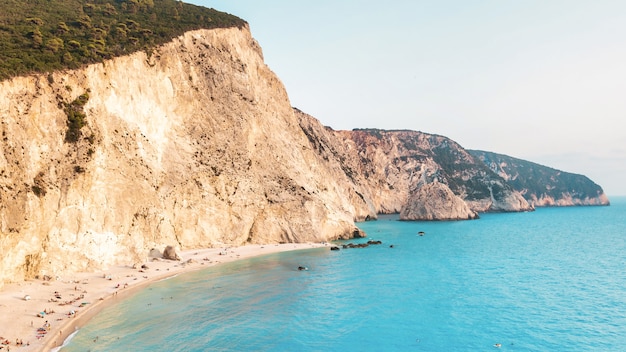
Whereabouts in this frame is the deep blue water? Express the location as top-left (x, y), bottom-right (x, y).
top-left (62, 197), bottom-right (626, 351)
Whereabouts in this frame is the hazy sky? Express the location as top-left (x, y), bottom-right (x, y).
top-left (192, 1), bottom-right (626, 196)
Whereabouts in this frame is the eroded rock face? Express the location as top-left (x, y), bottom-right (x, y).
top-left (338, 129), bottom-right (534, 216)
top-left (528, 193), bottom-right (610, 207)
top-left (295, 115), bottom-right (533, 219)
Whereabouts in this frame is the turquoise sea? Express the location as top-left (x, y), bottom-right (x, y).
top-left (61, 197), bottom-right (626, 351)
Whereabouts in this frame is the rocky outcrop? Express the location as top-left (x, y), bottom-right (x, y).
top-left (400, 182), bottom-right (478, 220)
top-left (162, 246), bottom-right (180, 261)
top-left (470, 150), bottom-right (610, 206)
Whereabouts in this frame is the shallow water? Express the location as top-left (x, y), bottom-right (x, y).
top-left (62, 197), bottom-right (626, 351)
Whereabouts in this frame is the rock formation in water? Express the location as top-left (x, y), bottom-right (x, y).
top-left (0, 24), bottom-right (607, 286)
top-left (470, 150), bottom-right (609, 206)
top-left (400, 182), bottom-right (479, 220)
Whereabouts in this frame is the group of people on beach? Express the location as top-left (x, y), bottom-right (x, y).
top-left (0, 336), bottom-right (28, 350)
top-left (32, 289), bottom-right (84, 345)
top-left (48, 289), bottom-right (86, 306)
top-left (35, 320), bottom-right (52, 340)
top-left (37, 307), bottom-right (55, 318)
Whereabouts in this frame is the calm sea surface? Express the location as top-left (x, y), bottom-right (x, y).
top-left (61, 197), bottom-right (626, 351)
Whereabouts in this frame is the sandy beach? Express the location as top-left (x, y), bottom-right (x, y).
top-left (0, 242), bottom-right (326, 352)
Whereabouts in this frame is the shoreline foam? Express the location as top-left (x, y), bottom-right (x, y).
top-left (0, 243), bottom-right (326, 352)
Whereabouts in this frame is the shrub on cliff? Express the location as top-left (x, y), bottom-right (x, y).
top-left (64, 92), bottom-right (90, 143)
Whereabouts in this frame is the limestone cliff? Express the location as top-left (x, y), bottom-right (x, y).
top-left (296, 113), bottom-right (532, 220)
top-left (0, 26), bottom-right (366, 285)
top-left (470, 150), bottom-right (610, 206)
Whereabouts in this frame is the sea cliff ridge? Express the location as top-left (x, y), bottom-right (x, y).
top-left (470, 150), bottom-right (610, 207)
top-left (0, 12), bottom-right (608, 285)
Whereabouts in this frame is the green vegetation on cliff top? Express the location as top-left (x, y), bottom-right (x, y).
top-left (0, 0), bottom-right (245, 81)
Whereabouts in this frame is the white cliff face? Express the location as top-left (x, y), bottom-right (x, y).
top-left (528, 193), bottom-right (611, 207)
top-left (464, 182), bottom-right (532, 213)
top-left (0, 27), bottom-right (363, 284)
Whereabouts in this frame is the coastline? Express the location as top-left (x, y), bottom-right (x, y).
top-left (0, 242), bottom-right (326, 352)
